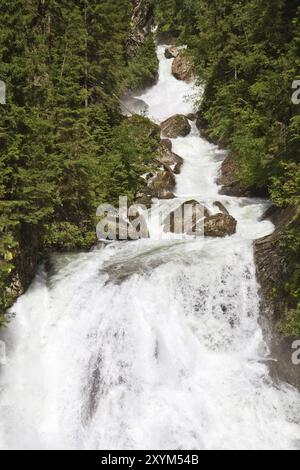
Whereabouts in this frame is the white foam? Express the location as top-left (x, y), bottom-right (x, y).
top-left (0, 45), bottom-right (299, 451)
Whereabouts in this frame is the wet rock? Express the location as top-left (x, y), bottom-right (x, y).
top-left (259, 204), bottom-right (278, 222)
top-left (186, 113), bottom-right (197, 121)
top-left (157, 141), bottom-right (184, 174)
top-left (165, 46), bottom-right (179, 59)
top-left (134, 191), bottom-right (153, 209)
top-left (148, 168), bottom-right (176, 199)
top-left (4, 272), bottom-right (24, 306)
top-left (217, 152), bottom-right (267, 198)
top-left (144, 172), bottom-right (155, 181)
top-left (161, 114), bottom-right (191, 139)
top-left (172, 50), bottom-right (194, 82)
top-left (159, 191), bottom-right (176, 200)
top-left (128, 0), bottom-right (154, 56)
top-left (204, 213), bottom-right (237, 238)
top-left (255, 205), bottom-right (298, 320)
top-left (213, 201), bottom-right (230, 215)
top-left (160, 139), bottom-right (173, 151)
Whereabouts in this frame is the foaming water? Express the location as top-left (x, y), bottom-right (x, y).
top-left (0, 45), bottom-right (299, 450)
top-left (139, 46), bottom-right (199, 122)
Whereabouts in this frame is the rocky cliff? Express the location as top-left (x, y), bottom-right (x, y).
top-left (255, 206), bottom-right (300, 390)
top-left (128, 0), bottom-right (154, 56)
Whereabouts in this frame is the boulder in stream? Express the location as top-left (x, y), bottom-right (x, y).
top-left (217, 152), bottom-right (267, 198)
top-left (186, 113), bottom-right (197, 121)
top-left (204, 213), bottom-right (237, 238)
top-left (148, 168), bottom-right (176, 199)
top-left (172, 50), bottom-right (194, 83)
top-left (157, 140), bottom-right (184, 175)
top-left (134, 190), bottom-right (153, 209)
top-left (165, 46), bottom-right (180, 59)
top-left (160, 138), bottom-right (173, 151)
top-left (161, 114), bottom-right (191, 139)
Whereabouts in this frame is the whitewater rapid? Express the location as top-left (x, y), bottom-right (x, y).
top-left (0, 45), bottom-right (299, 450)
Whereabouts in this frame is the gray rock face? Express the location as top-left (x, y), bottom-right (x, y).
top-left (161, 114), bottom-right (191, 139)
top-left (254, 206), bottom-right (300, 390)
top-left (186, 113), bottom-right (197, 121)
top-left (160, 139), bottom-right (172, 151)
top-left (158, 140), bottom-right (184, 174)
top-left (204, 213), bottom-right (237, 238)
top-left (172, 50), bottom-right (194, 82)
top-left (148, 168), bottom-right (176, 199)
top-left (134, 191), bottom-right (153, 208)
top-left (129, 0), bottom-right (154, 56)
top-left (217, 152), bottom-right (265, 197)
top-left (165, 46), bottom-right (179, 59)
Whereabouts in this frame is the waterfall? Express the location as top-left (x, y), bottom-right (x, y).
top-left (0, 45), bottom-right (299, 450)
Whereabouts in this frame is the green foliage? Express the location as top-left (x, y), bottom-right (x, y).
top-left (100, 115), bottom-right (160, 206)
top-left (281, 303), bottom-right (300, 337)
top-left (154, 0), bottom-right (182, 34)
top-left (278, 216), bottom-right (300, 336)
top-left (121, 37), bottom-right (159, 91)
top-left (271, 163), bottom-right (300, 207)
top-left (0, 0), bottom-right (159, 320)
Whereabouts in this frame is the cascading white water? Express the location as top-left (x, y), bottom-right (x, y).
top-left (0, 45), bottom-right (299, 450)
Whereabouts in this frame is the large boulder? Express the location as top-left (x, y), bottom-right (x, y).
top-left (204, 213), bottom-right (237, 238)
top-left (160, 139), bottom-right (172, 151)
top-left (172, 50), bottom-right (194, 82)
top-left (161, 114), bottom-right (191, 139)
top-left (165, 46), bottom-right (179, 59)
top-left (134, 190), bottom-right (153, 209)
top-left (163, 200), bottom-right (208, 234)
top-left (217, 152), bottom-right (267, 198)
top-left (157, 140), bottom-right (184, 174)
top-left (186, 113), bottom-right (197, 121)
top-left (148, 167), bottom-right (176, 199)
